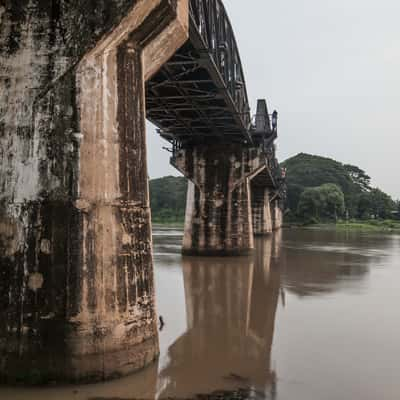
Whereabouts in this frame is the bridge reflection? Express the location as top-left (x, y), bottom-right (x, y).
top-left (158, 234), bottom-right (282, 398)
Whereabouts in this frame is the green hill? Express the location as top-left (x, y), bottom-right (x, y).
top-left (282, 153), bottom-right (395, 221)
top-left (149, 176), bottom-right (187, 223)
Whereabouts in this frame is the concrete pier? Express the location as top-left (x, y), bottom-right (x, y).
top-left (0, 0), bottom-right (285, 385)
top-left (174, 143), bottom-right (271, 256)
top-left (0, 0), bottom-right (188, 383)
top-left (271, 200), bottom-right (284, 231)
top-left (251, 185), bottom-right (273, 236)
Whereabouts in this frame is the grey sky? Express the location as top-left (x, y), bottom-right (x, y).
top-left (147, 0), bottom-right (400, 199)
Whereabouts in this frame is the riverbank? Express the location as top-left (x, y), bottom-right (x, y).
top-left (152, 220), bottom-right (184, 228)
top-left (285, 219), bottom-right (400, 233)
top-left (153, 219), bottom-right (400, 233)
top-left (336, 220), bottom-right (400, 232)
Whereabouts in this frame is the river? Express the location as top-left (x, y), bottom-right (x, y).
top-left (1, 227), bottom-right (400, 399)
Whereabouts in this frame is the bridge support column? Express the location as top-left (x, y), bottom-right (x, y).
top-left (271, 200), bottom-right (283, 231)
top-left (173, 144), bottom-right (269, 256)
top-left (0, 0), bottom-right (188, 384)
top-left (251, 186), bottom-right (273, 236)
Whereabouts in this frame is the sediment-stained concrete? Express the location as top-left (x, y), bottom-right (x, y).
top-left (251, 186), bottom-right (273, 236)
top-left (271, 201), bottom-right (283, 231)
top-left (174, 143), bottom-right (271, 256)
top-left (0, 0), bottom-right (188, 384)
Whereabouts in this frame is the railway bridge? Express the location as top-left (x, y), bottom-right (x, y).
top-left (0, 0), bottom-right (284, 383)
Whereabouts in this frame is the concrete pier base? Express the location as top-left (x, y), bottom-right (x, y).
top-left (182, 179), bottom-right (254, 256)
top-left (271, 200), bottom-right (284, 231)
top-left (251, 186), bottom-right (273, 236)
top-left (0, 0), bottom-right (188, 384)
top-left (174, 143), bottom-right (271, 256)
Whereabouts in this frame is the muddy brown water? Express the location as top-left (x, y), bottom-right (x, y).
top-left (1, 227), bottom-right (400, 400)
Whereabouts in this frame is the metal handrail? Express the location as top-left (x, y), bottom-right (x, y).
top-left (189, 0), bottom-right (251, 131)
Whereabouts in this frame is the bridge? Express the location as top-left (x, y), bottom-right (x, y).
top-left (147, 0), bottom-right (252, 141)
top-left (0, 0), bottom-right (285, 384)
top-left (147, 0), bottom-right (285, 254)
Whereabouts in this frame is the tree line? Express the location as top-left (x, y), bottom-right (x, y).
top-left (282, 153), bottom-right (398, 223)
top-left (149, 154), bottom-right (399, 225)
top-left (149, 176), bottom-right (187, 223)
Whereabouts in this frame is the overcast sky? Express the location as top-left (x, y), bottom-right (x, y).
top-left (147, 0), bottom-right (400, 199)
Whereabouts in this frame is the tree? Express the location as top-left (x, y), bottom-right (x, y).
top-left (297, 187), bottom-right (325, 221)
top-left (396, 201), bottom-right (400, 220)
top-left (282, 154), bottom-right (360, 218)
top-left (343, 164), bottom-right (371, 192)
top-left (319, 183), bottom-right (345, 220)
top-left (150, 176), bottom-right (188, 222)
top-left (297, 184), bottom-right (345, 223)
top-left (356, 189), bottom-right (395, 219)
top-left (356, 192), bottom-right (374, 219)
top-left (369, 189), bottom-right (395, 219)
top-left (282, 153), bottom-right (394, 220)
top-left (286, 183), bottom-right (304, 213)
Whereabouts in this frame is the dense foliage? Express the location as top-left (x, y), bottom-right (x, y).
top-left (297, 183), bottom-right (345, 222)
top-left (282, 153), bottom-right (397, 222)
top-left (149, 176), bottom-right (187, 223)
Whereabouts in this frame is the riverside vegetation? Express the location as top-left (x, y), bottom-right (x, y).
top-left (282, 153), bottom-right (399, 231)
top-left (150, 153), bottom-right (400, 231)
top-left (150, 176), bottom-right (187, 224)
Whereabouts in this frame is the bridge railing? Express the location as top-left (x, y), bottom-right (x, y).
top-left (189, 0), bottom-right (251, 132)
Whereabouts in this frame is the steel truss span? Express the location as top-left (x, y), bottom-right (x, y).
top-left (146, 0), bottom-right (254, 144)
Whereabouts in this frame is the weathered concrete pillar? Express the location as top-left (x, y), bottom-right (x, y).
top-left (271, 200), bottom-right (283, 231)
top-left (174, 143), bottom-right (268, 256)
top-left (251, 185), bottom-right (273, 236)
top-left (0, 0), bottom-right (188, 384)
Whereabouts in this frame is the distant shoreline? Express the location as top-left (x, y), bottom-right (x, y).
top-left (284, 220), bottom-right (400, 233)
top-left (152, 221), bottom-right (184, 228)
top-left (152, 218), bottom-right (400, 234)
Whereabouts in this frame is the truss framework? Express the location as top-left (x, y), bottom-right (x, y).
top-left (146, 0), bottom-right (253, 144)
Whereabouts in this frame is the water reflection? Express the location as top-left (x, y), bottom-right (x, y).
top-left (279, 229), bottom-right (385, 297)
top-left (0, 361), bottom-right (159, 400)
top-left (2, 228), bottom-right (400, 400)
top-left (158, 234), bottom-right (282, 399)
top-left (152, 226), bottom-right (184, 264)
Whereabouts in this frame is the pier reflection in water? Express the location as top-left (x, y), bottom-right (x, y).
top-left (158, 234), bottom-right (281, 398)
top-left (1, 228), bottom-right (400, 400)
